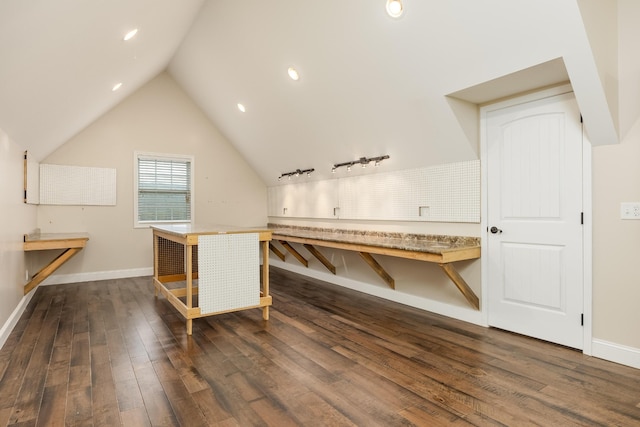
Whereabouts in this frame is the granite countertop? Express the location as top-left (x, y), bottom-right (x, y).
top-left (268, 224), bottom-right (479, 255)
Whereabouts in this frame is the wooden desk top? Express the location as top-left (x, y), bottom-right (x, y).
top-left (23, 232), bottom-right (90, 251)
top-left (151, 224), bottom-right (272, 245)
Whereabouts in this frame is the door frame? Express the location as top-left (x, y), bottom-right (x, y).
top-left (479, 84), bottom-right (593, 355)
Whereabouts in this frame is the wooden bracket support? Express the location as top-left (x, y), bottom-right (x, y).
top-left (279, 241), bottom-right (309, 267)
top-left (24, 247), bottom-right (82, 294)
top-left (303, 244), bottom-right (336, 274)
top-left (438, 263), bottom-right (479, 309)
top-left (269, 242), bottom-right (286, 261)
top-left (359, 252), bottom-right (395, 289)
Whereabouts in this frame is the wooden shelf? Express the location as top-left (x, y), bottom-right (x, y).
top-left (23, 232), bottom-right (89, 294)
top-left (271, 231), bottom-right (480, 310)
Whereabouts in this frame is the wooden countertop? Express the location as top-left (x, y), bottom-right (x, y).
top-left (23, 232), bottom-right (89, 251)
top-left (151, 224), bottom-right (270, 237)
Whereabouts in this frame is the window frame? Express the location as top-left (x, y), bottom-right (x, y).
top-left (133, 151), bottom-right (195, 228)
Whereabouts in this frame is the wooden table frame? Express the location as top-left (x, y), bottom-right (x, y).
top-left (152, 226), bottom-right (272, 336)
top-left (23, 232), bottom-right (89, 294)
top-left (271, 233), bottom-right (480, 310)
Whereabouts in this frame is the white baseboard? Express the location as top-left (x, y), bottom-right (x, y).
top-left (40, 267), bottom-right (153, 286)
top-left (269, 259), bottom-right (484, 326)
top-left (0, 290), bottom-right (36, 350)
top-left (591, 338), bottom-right (640, 370)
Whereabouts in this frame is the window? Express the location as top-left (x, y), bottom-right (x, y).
top-left (134, 152), bottom-right (194, 227)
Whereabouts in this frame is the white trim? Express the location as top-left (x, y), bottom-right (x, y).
top-left (582, 131), bottom-right (593, 355)
top-left (270, 259), bottom-right (484, 326)
top-left (0, 291), bottom-right (36, 350)
top-left (480, 84), bottom-right (593, 353)
top-left (479, 102), bottom-right (490, 327)
top-left (39, 267), bottom-right (153, 286)
top-left (591, 339), bottom-right (640, 370)
top-left (479, 83), bottom-right (573, 112)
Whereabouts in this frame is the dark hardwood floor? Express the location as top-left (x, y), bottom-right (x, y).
top-left (0, 267), bottom-right (639, 426)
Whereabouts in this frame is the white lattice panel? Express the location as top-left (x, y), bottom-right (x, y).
top-left (421, 160), bottom-right (480, 222)
top-left (39, 164), bottom-right (116, 205)
top-left (267, 161), bottom-right (480, 223)
top-left (197, 233), bottom-right (260, 315)
top-left (269, 180), bottom-right (338, 218)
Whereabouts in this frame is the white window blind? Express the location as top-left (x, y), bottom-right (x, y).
top-left (136, 155), bottom-right (192, 224)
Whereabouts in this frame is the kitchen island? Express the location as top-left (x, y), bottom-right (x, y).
top-left (151, 224), bottom-right (272, 335)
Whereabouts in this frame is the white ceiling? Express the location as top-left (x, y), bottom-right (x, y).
top-left (0, 0), bottom-right (204, 160)
top-left (0, 1), bottom-right (618, 186)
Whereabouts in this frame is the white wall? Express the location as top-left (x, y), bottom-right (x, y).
top-left (593, 119), bottom-right (640, 352)
top-left (587, 0), bottom-right (640, 357)
top-left (36, 72), bottom-right (267, 280)
top-left (0, 128), bottom-right (37, 338)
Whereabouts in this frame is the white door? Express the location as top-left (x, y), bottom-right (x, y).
top-left (485, 90), bottom-right (584, 349)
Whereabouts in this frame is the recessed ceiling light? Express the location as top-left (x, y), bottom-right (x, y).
top-left (287, 67), bottom-right (300, 81)
top-left (237, 103), bottom-right (246, 113)
top-left (386, 0), bottom-right (403, 18)
top-left (112, 82), bottom-right (123, 92)
top-left (124, 28), bottom-right (138, 41)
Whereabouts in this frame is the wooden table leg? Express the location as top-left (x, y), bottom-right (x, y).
top-left (263, 240), bottom-right (270, 320)
top-left (153, 234), bottom-right (159, 297)
top-left (186, 243), bottom-right (193, 335)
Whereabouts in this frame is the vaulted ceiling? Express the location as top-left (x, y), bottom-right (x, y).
top-left (0, 1), bottom-right (619, 186)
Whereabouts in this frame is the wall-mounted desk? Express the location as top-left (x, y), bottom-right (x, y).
top-left (269, 225), bottom-right (480, 309)
top-left (152, 224), bottom-right (272, 336)
top-left (23, 232), bottom-right (89, 294)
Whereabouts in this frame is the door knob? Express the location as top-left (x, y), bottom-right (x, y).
top-left (490, 226), bottom-right (502, 234)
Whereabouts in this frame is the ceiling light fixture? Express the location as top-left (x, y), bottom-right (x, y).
top-left (124, 28), bottom-right (138, 41)
top-left (112, 82), bottom-right (123, 92)
top-left (237, 103), bottom-right (246, 113)
top-left (386, 0), bottom-right (403, 18)
top-left (287, 67), bottom-right (300, 81)
top-left (332, 155), bottom-right (390, 173)
top-left (278, 168), bottom-right (315, 181)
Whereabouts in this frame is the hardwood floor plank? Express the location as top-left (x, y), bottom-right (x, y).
top-left (165, 394), bottom-right (209, 427)
top-left (64, 385), bottom-right (92, 426)
top-left (0, 270), bottom-right (639, 426)
top-left (7, 292), bottom-right (64, 425)
top-left (91, 349), bottom-right (120, 427)
top-left (36, 383), bottom-right (66, 427)
top-left (190, 388), bottom-right (236, 424)
top-left (119, 407), bottom-right (152, 427)
top-left (249, 397), bottom-right (300, 427)
top-left (0, 293), bottom-right (54, 413)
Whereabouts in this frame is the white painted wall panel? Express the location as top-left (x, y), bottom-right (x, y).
top-left (39, 164), bottom-right (116, 206)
